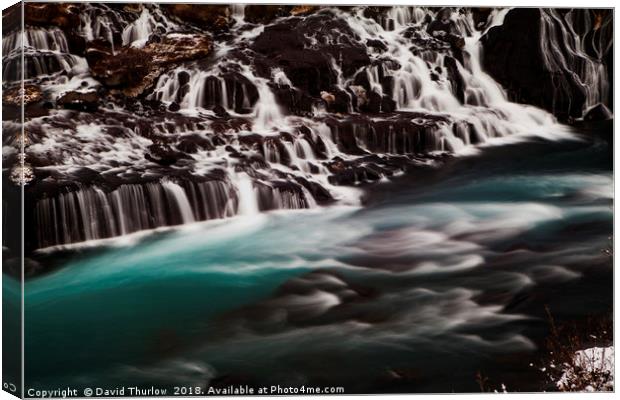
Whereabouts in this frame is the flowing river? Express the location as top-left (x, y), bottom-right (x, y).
top-left (17, 127), bottom-right (611, 393)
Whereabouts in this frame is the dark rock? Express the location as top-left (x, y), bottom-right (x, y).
top-left (295, 177), bottom-right (333, 204)
top-left (362, 6), bottom-right (389, 25)
top-left (471, 8), bottom-right (493, 30)
top-left (2, 84), bottom-right (48, 120)
top-left (213, 105), bottom-right (229, 117)
top-left (481, 8), bottom-right (612, 120)
top-left (583, 103), bottom-right (613, 122)
top-left (145, 143), bottom-right (189, 166)
top-left (244, 5), bottom-right (290, 24)
top-left (89, 46), bottom-right (150, 88)
top-left (273, 86), bottom-right (316, 115)
top-left (327, 163), bottom-right (383, 186)
top-left (88, 34), bottom-right (213, 97)
top-left (364, 91), bottom-right (396, 113)
top-left (177, 134), bottom-right (215, 153)
top-left (2, 84), bottom-right (42, 106)
top-left (24, 3), bottom-right (81, 30)
top-left (325, 113), bottom-right (450, 156)
top-left (85, 39), bottom-right (114, 66)
top-left (444, 56), bottom-right (465, 103)
top-left (366, 39), bottom-right (388, 52)
top-left (162, 4), bottom-right (231, 32)
top-left (252, 13), bottom-right (370, 96)
top-left (57, 91), bottom-right (99, 112)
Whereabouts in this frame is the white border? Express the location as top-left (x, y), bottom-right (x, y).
top-left (0, 1), bottom-right (616, 400)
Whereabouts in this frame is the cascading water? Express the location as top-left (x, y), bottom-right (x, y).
top-left (539, 9), bottom-right (610, 115)
top-left (34, 180), bottom-right (241, 248)
top-left (2, 26), bottom-right (86, 81)
top-left (11, 4), bottom-right (608, 251)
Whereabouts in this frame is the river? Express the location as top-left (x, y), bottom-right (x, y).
top-left (19, 126), bottom-right (612, 393)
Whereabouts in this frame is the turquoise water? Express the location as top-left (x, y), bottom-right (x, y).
top-left (23, 134), bottom-right (612, 392)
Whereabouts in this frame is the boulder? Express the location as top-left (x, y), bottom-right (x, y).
top-left (145, 143), bottom-right (190, 166)
top-left (57, 91), bottom-right (99, 112)
top-left (89, 46), bottom-right (151, 88)
top-left (145, 34), bottom-right (213, 65)
top-left (252, 13), bottom-right (370, 97)
top-left (2, 85), bottom-right (42, 106)
top-left (2, 84), bottom-right (49, 120)
top-left (88, 33), bottom-right (213, 97)
top-left (583, 103), bottom-right (613, 122)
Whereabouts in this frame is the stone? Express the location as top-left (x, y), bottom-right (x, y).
top-left (290, 6), bottom-right (320, 16)
top-left (162, 4), bottom-right (231, 32)
top-left (2, 85), bottom-right (42, 106)
top-left (57, 91), bottom-right (99, 112)
top-left (583, 103), bottom-right (613, 122)
top-left (88, 34), bottom-right (213, 97)
top-left (244, 5), bottom-right (290, 24)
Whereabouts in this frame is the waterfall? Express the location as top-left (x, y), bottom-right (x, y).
top-left (80, 9), bottom-right (117, 54)
top-left (231, 4), bottom-right (245, 23)
top-left (384, 6), bottom-right (426, 30)
top-left (232, 173), bottom-right (260, 216)
top-left (539, 9), bottom-right (610, 115)
top-left (22, 4), bottom-right (604, 250)
top-left (122, 8), bottom-right (157, 48)
top-left (161, 180), bottom-right (196, 224)
top-left (253, 80), bottom-right (284, 133)
top-left (3, 28), bottom-right (69, 54)
top-left (34, 174), bottom-right (319, 248)
top-left (2, 26), bottom-right (86, 81)
top-left (34, 180), bottom-right (238, 248)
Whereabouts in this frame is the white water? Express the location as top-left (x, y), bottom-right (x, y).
top-left (19, 5), bottom-right (606, 249)
top-left (539, 9), bottom-right (610, 115)
top-left (161, 180), bottom-right (196, 224)
top-left (234, 172), bottom-right (260, 216)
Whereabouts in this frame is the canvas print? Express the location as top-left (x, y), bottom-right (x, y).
top-left (2, 2), bottom-right (614, 396)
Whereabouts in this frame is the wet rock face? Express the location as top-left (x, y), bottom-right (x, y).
top-left (162, 4), bottom-right (231, 32)
top-left (244, 5), bottom-right (291, 24)
top-left (2, 85), bottom-right (43, 107)
top-left (57, 91), bottom-right (99, 112)
top-left (2, 85), bottom-right (49, 120)
top-left (88, 33), bottom-right (213, 97)
top-left (481, 8), bottom-right (613, 121)
top-left (24, 3), bottom-right (81, 30)
top-left (583, 103), bottom-right (613, 122)
top-left (252, 12), bottom-right (370, 96)
top-left (89, 46), bottom-right (151, 89)
top-left (147, 34), bottom-right (213, 64)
